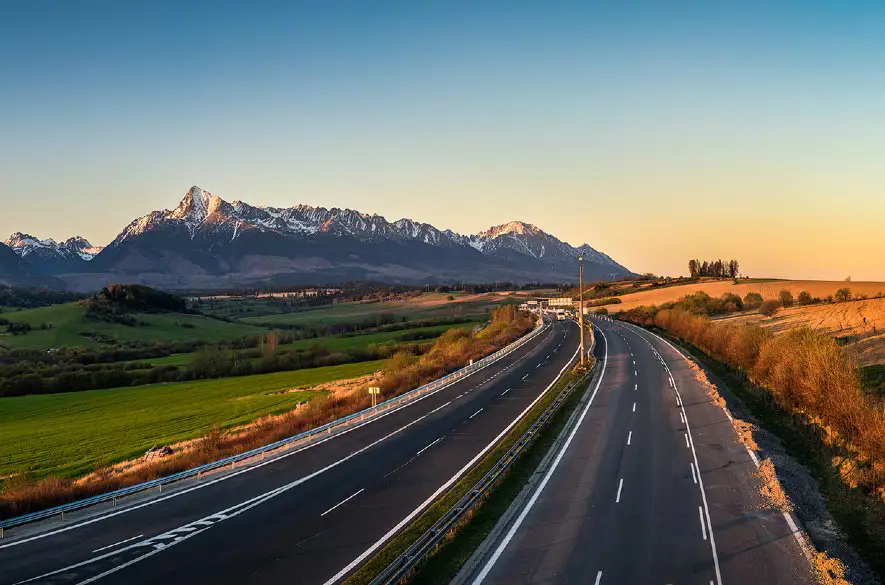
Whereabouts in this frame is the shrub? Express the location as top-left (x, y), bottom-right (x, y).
top-left (779, 290), bottom-right (794, 308)
top-left (594, 308), bottom-right (609, 315)
top-left (835, 288), bottom-right (852, 303)
top-left (797, 291), bottom-right (813, 305)
top-left (759, 300), bottom-right (780, 317)
top-left (744, 292), bottom-right (764, 310)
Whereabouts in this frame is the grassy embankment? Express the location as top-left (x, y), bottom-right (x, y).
top-left (620, 303), bottom-right (885, 581)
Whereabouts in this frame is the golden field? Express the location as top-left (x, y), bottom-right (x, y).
top-left (607, 279), bottom-right (885, 314)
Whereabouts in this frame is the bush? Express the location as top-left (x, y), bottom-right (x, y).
top-left (779, 290), bottom-right (794, 308)
top-left (759, 300), bottom-right (780, 317)
top-left (835, 288), bottom-right (852, 303)
top-left (594, 308), bottom-right (609, 315)
top-left (797, 291), bottom-right (813, 305)
top-left (743, 292), bottom-right (764, 310)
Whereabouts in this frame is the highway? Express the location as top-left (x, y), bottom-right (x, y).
top-left (0, 319), bottom-right (581, 585)
top-left (467, 317), bottom-right (814, 585)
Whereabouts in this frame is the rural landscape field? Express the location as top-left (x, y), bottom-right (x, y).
top-left (3, 3), bottom-right (885, 585)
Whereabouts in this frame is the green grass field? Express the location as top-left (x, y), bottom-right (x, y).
top-left (0, 360), bottom-right (384, 480)
top-left (241, 295), bottom-right (495, 327)
top-left (0, 303), bottom-right (267, 350)
top-left (126, 323), bottom-right (473, 369)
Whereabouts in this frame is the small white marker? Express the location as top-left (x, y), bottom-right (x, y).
top-left (634, 383), bottom-right (637, 391)
top-left (615, 478), bottom-right (624, 503)
top-left (684, 433), bottom-right (690, 448)
top-left (634, 370), bottom-right (638, 376)
top-left (627, 431), bottom-right (632, 445)
top-left (522, 374), bottom-right (529, 380)
top-left (632, 402), bottom-right (636, 412)
top-left (680, 411), bottom-right (685, 423)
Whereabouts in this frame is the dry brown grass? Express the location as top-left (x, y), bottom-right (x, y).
top-left (608, 280), bottom-right (885, 314)
top-left (756, 458), bottom-right (792, 512)
top-left (719, 297), bottom-right (885, 367)
top-left (814, 551), bottom-right (853, 585)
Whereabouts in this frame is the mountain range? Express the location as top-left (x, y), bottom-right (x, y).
top-left (1, 186), bottom-right (632, 291)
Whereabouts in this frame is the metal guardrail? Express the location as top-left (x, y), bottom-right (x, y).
top-left (0, 320), bottom-right (550, 533)
top-left (369, 367), bottom-right (592, 585)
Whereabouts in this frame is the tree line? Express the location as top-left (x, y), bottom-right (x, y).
top-left (688, 258), bottom-right (740, 279)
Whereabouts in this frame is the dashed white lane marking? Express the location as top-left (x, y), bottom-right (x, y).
top-left (501, 388), bottom-right (510, 396)
top-left (690, 462), bottom-right (698, 484)
top-left (699, 506), bottom-right (708, 540)
top-left (627, 431), bottom-right (632, 446)
top-left (416, 437), bottom-right (443, 456)
top-left (536, 363), bottom-right (542, 368)
top-left (469, 408), bottom-right (484, 420)
top-left (680, 411), bottom-right (685, 424)
top-left (615, 478), bottom-right (624, 503)
top-left (684, 433), bottom-right (690, 448)
top-left (522, 374), bottom-right (529, 380)
top-left (594, 571), bottom-right (603, 585)
top-left (321, 489), bottom-right (365, 517)
top-left (634, 370), bottom-right (638, 376)
top-left (92, 535), bottom-right (143, 554)
top-left (429, 401), bottom-right (452, 415)
top-left (634, 383), bottom-right (637, 391)
top-left (632, 402), bottom-right (637, 413)
top-left (632, 360), bottom-right (636, 365)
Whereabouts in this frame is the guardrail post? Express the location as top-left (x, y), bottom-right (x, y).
top-left (158, 483), bottom-right (162, 493)
top-left (1, 527), bottom-right (4, 538)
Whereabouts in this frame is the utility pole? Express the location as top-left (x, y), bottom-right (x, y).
top-left (578, 255), bottom-right (585, 365)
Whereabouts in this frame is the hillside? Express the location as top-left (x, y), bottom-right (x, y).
top-left (603, 279), bottom-right (885, 314)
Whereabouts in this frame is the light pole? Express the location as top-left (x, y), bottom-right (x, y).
top-left (578, 255), bottom-right (585, 365)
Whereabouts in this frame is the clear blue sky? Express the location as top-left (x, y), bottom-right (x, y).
top-left (2, 1), bottom-right (884, 279)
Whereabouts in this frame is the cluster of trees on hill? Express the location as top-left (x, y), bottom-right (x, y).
top-left (83, 284), bottom-right (187, 314)
top-left (0, 286), bottom-right (84, 308)
top-left (688, 259), bottom-right (740, 279)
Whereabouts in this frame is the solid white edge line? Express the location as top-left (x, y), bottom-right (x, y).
top-left (325, 325), bottom-right (584, 585)
top-left (321, 489), bottom-right (365, 517)
top-left (91, 534), bottom-right (143, 554)
top-left (470, 327), bottom-right (608, 585)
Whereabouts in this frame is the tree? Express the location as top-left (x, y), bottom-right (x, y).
top-left (835, 288), bottom-right (852, 303)
top-left (797, 291), bottom-right (813, 305)
top-left (743, 292), bottom-right (764, 310)
top-left (688, 259), bottom-right (700, 279)
top-left (728, 259), bottom-right (740, 279)
top-left (779, 290), bottom-right (794, 308)
top-left (760, 300), bottom-right (780, 317)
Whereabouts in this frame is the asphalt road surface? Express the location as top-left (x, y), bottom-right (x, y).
top-left (469, 317), bottom-right (814, 585)
top-left (0, 319), bottom-right (580, 585)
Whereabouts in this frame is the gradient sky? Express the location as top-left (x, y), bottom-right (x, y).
top-left (2, 1), bottom-right (884, 280)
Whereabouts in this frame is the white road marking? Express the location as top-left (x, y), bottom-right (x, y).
top-left (522, 374), bottom-right (529, 380)
top-left (92, 534), bottom-right (143, 554)
top-left (690, 462), bottom-right (698, 484)
top-left (469, 408), bottom-right (484, 420)
top-left (428, 401), bottom-right (452, 415)
top-left (699, 506), bottom-right (708, 540)
top-left (594, 571), bottom-right (603, 585)
top-left (501, 388), bottom-right (510, 396)
top-left (632, 402), bottom-right (636, 412)
top-left (627, 431), bottom-right (632, 445)
top-left (615, 478), bottom-right (624, 503)
top-left (680, 411), bottom-right (685, 424)
top-left (416, 437), bottom-right (443, 456)
top-left (321, 489), bottom-right (365, 517)
top-left (634, 370), bottom-right (638, 376)
top-left (632, 360), bottom-right (636, 365)
top-left (634, 383), bottom-right (637, 391)
top-left (684, 433), bottom-right (690, 448)
top-left (471, 328), bottom-right (607, 585)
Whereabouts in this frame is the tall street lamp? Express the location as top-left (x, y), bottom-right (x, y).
top-left (578, 255), bottom-right (585, 365)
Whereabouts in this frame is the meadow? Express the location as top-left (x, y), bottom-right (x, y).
top-left (0, 302), bottom-right (266, 350)
top-left (0, 360), bottom-right (383, 480)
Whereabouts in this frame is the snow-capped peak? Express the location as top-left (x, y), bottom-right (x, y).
top-left (475, 221), bottom-right (540, 240)
top-left (5, 233), bottom-right (59, 256)
top-left (3, 232), bottom-right (103, 262)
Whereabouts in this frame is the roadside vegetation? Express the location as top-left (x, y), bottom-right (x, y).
top-left (619, 300), bottom-right (885, 578)
top-left (0, 302), bottom-right (535, 521)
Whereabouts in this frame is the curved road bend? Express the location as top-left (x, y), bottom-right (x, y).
top-left (470, 318), bottom-right (813, 585)
top-left (1, 320), bottom-right (580, 585)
